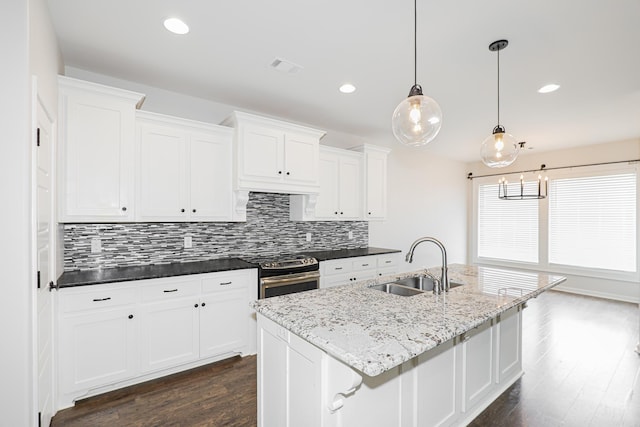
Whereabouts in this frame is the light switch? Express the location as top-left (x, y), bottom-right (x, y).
top-left (90, 238), bottom-right (101, 254)
top-left (306, 233), bottom-right (312, 242)
top-left (184, 236), bottom-right (193, 249)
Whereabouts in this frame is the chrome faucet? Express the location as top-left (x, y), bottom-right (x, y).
top-left (405, 237), bottom-right (449, 294)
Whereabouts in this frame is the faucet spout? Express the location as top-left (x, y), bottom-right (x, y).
top-left (405, 237), bottom-right (449, 293)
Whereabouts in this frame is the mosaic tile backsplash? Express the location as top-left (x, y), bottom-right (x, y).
top-left (64, 193), bottom-right (369, 271)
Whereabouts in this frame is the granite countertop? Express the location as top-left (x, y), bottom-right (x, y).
top-left (57, 247), bottom-right (400, 288)
top-left (304, 247), bottom-right (401, 262)
top-left (251, 263), bottom-right (566, 377)
top-left (57, 258), bottom-right (257, 288)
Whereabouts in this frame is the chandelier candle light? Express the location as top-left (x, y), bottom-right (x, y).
top-left (498, 174), bottom-right (548, 200)
top-left (391, 0), bottom-right (443, 147)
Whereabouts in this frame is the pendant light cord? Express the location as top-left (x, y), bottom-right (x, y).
top-left (497, 47), bottom-right (500, 126)
top-left (414, 0), bottom-right (417, 86)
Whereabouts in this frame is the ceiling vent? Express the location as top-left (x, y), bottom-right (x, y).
top-left (270, 58), bottom-right (303, 74)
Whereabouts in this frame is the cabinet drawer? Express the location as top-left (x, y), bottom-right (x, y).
top-left (60, 286), bottom-right (138, 313)
top-left (321, 259), bottom-right (352, 276)
top-left (377, 253), bottom-right (399, 269)
top-left (202, 270), bottom-right (251, 293)
top-left (352, 256), bottom-right (377, 271)
top-left (141, 278), bottom-right (200, 302)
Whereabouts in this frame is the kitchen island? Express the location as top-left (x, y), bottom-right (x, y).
top-left (252, 264), bottom-right (566, 427)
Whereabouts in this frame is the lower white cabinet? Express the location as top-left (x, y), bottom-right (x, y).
top-left (319, 253), bottom-right (401, 288)
top-left (57, 268), bottom-right (257, 409)
top-left (257, 304), bottom-right (525, 427)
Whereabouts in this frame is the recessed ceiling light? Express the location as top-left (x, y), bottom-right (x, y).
top-left (538, 83), bottom-right (560, 94)
top-left (163, 18), bottom-right (189, 35)
top-left (339, 83), bottom-right (356, 94)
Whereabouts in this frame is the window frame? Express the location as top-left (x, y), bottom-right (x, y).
top-left (471, 163), bottom-right (639, 283)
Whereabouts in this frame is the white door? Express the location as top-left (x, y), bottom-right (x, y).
top-left (240, 125), bottom-right (283, 182)
top-left (314, 152), bottom-right (340, 219)
top-left (199, 289), bottom-right (247, 358)
top-left (283, 133), bottom-right (318, 185)
top-left (35, 97), bottom-right (54, 427)
top-left (338, 156), bottom-right (362, 219)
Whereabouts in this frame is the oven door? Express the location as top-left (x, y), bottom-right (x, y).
top-left (260, 271), bottom-right (320, 299)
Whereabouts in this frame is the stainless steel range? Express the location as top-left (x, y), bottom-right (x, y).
top-left (248, 254), bottom-right (320, 299)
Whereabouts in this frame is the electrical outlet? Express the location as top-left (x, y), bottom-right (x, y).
top-left (184, 236), bottom-right (193, 249)
top-left (90, 238), bottom-right (101, 254)
top-left (348, 231), bottom-right (354, 240)
top-left (306, 233), bottom-right (312, 242)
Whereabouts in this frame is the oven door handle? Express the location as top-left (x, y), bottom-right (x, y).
top-left (261, 271), bottom-right (320, 287)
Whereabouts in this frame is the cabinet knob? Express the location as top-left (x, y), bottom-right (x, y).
top-left (286, 172), bottom-right (290, 175)
top-left (278, 171), bottom-right (282, 175)
top-left (201, 302), bottom-right (206, 307)
top-left (181, 208), bottom-right (185, 213)
top-left (121, 207), bottom-right (127, 212)
top-left (194, 303), bottom-right (199, 308)
top-left (368, 212), bottom-right (372, 215)
top-left (192, 209), bottom-right (196, 213)
top-left (128, 314), bottom-right (134, 319)
top-left (340, 212), bottom-right (344, 215)
top-left (334, 211), bottom-right (338, 215)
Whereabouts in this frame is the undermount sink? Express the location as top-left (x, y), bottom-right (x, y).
top-left (369, 282), bottom-right (424, 296)
top-left (369, 274), bottom-right (465, 296)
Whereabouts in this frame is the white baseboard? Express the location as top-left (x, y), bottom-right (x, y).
top-left (554, 284), bottom-right (640, 304)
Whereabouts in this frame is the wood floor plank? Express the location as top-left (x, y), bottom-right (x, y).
top-left (51, 291), bottom-right (640, 427)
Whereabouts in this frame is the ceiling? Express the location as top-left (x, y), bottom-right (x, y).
top-left (47, 0), bottom-right (640, 162)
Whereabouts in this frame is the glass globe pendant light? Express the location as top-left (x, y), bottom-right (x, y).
top-left (480, 39), bottom-right (519, 167)
top-left (391, 0), bottom-right (442, 147)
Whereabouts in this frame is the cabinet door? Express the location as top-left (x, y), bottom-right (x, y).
top-left (461, 320), bottom-right (494, 413)
top-left (240, 125), bottom-right (284, 183)
top-left (58, 307), bottom-right (137, 393)
top-left (200, 289), bottom-right (248, 358)
top-left (314, 152), bottom-right (340, 219)
top-left (497, 306), bottom-right (522, 384)
top-left (60, 91), bottom-right (136, 221)
top-left (283, 133), bottom-right (319, 186)
top-left (365, 151), bottom-right (387, 220)
top-left (338, 156), bottom-right (363, 219)
top-left (137, 123), bottom-right (188, 221)
top-left (189, 132), bottom-right (232, 221)
top-left (139, 297), bottom-right (200, 373)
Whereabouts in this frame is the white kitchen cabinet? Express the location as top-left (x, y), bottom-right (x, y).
top-left (293, 147), bottom-right (363, 220)
top-left (58, 76), bottom-right (145, 222)
top-left (461, 319), bottom-right (494, 413)
top-left (319, 253), bottom-right (400, 288)
top-left (138, 278), bottom-right (201, 374)
top-left (222, 111), bottom-right (325, 194)
top-left (496, 305), bottom-right (522, 383)
top-left (136, 111), bottom-right (234, 222)
top-left (57, 285), bottom-right (139, 408)
top-left (56, 268), bottom-right (257, 409)
top-left (350, 144), bottom-right (390, 220)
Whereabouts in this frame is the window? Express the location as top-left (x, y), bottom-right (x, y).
top-left (477, 180), bottom-right (538, 263)
top-left (548, 172), bottom-right (636, 272)
top-left (474, 165), bottom-right (638, 277)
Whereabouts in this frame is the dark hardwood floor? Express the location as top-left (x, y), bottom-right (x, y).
top-left (52, 291), bottom-right (640, 427)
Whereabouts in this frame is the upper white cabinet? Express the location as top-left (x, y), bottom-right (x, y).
top-left (222, 111), bottom-right (326, 194)
top-left (58, 76), bottom-right (145, 222)
top-left (351, 144), bottom-right (391, 221)
top-left (292, 146), bottom-right (363, 221)
top-left (135, 111), bottom-right (235, 222)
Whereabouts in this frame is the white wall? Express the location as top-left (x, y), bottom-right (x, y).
top-left (369, 145), bottom-right (468, 272)
top-left (466, 139), bottom-right (640, 303)
top-left (0, 1), bottom-right (33, 424)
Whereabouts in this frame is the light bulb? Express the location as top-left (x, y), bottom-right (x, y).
top-left (409, 105), bottom-right (422, 124)
top-left (494, 133), bottom-right (504, 151)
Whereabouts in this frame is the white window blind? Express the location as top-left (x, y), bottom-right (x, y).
top-left (548, 172), bottom-right (637, 272)
top-left (477, 181), bottom-right (539, 263)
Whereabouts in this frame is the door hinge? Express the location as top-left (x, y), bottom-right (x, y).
top-left (37, 270), bottom-right (41, 289)
top-left (36, 128), bottom-right (40, 147)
